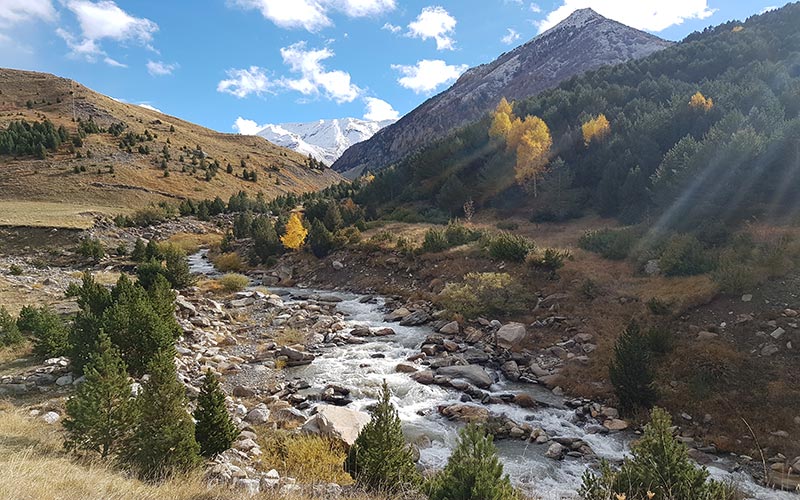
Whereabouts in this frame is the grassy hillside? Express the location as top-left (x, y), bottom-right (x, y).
top-left (0, 68), bottom-right (341, 227)
top-left (357, 2), bottom-right (800, 232)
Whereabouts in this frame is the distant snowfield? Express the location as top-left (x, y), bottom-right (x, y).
top-left (254, 118), bottom-right (395, 165)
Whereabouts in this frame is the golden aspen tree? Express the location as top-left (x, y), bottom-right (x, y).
top-left (489, 97), bottom-right (514, 140)
top-left (514, 116), bottom-right (552, 197)
top-left (582, 114), bottom-right (611, 146)
top-left (280, 212), bottom-right (308, 251)
top-left (689, 91), bottom-right (713, 111)
top-left (505, 116), bottom-right (525, 153)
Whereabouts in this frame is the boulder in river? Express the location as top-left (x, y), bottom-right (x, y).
top-left (302, 405), bottom-right (371, 446)
top-left (399, 310), bottom-right (431, 326)
top-left (277, 346), bottom-right (315, 366)
top-left (436, 365), bottom-right (493, 389)
top-left (439, 403), bottom-right (490, 424)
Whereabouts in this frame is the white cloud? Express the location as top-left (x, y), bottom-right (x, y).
top-left (759, 6), bottom-right (777, 14)
top-left (331, 0), bottom-right (395, 17)
top-left (218, 66), bottom-right (275, 98)
top-left (530, 3), bottom-right (542, 13)
top-left (230, 0), bottom-right (395, 32)
top-left (407, 6), bottom-right (457, 50)
top-left (501, 28), bottom-right (521, 44)
top-left (104, 56), bottom-right (126, 67)
top-left (392, 59), bottom-right (468, 94)
top-left (219, 42), bottom-right (361, 103)
top-left (58, 0), bottom-right (158, 64)
top-left (233, 117), bottom-right (266, 135)
top-left (537, 1), bottom-right (714, 33)
top-left (363, 97), bottom-right (399, 121)
top-left (382, 22), bottom-right (401, 33)
top-left (279, 41), bottom-right (361, 103)
top-left (0, 0), bottom-right (56, 26)
top-left (147, 60), bottom-right (177, 76)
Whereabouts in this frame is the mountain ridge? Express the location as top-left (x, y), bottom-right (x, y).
top-left (332, 8), bottom-right (672, 177)
top-left (255, 117), bottom-right (394, 165)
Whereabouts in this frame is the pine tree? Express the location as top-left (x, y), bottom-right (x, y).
top-left (162, 245), bottom-right (194, 289)
top-left (345, 381), bottom-right (420, 493)
top-left (122, 349), bottom-right (201, 481)
top-left (323, 200), bottom-right (343, 232)
top-left (194, 370), bottom-right (238, 458)
top-left (308, 219), bottom-right (335, 258)
top-left (22, 306), bottom-right (69, 359)
top-left (131, 238), bottom-right (147, 262)
top-left (252, 217), bottom-right (282, 262)
top-left (427, 424), bottom-right (519, 500)
top-left (145, 239), bottom-right (162, 261)
top-left (63, 334), bottom-right (136, 458)
top-left (609, 320), bottom-right (658, 415)
top-left (580, 407), bottom-right (728, 500)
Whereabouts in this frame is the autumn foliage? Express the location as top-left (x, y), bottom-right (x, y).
top-left (582, 114), bottom-right (610, 146)
top-left (689, 91), bottom-right (713, 111)
top-left (280, 212), bottom-right (308, 250)
top-left (489, 98), bottom-right (552, 196)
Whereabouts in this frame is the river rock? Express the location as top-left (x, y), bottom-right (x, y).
top-left (272, 407), bottom-right (306, 428)
top-left (439, 321), bottom-right (460, 334)
top-left (277, 346), bottom-right (315, 366)
top-left (175, 297), bottom-right (197, 317)
top-left (496, 323), bottom-right (527, 350)
top-left (302, 405), bottom-right (371, 446)
top-left (395, 362), bottom-right (418, 373)
top-left (603, 418), bottom-right (629, 431)
top-left (41, 411), bottom-right (60, 424)
top-left (761, 343), bottom-right (780, 357)
top-left (386, 307), bottom-right (411, 322)
top-left (233, 385), bottom-right (256, 398)
top-left (440, 404), bottom-right (490, 424)
top-left (545, 442), bottom-right (566, 460)
top-left (437, 365), bottom-right (492, 389)
top-left (501, 360), bottom-right (520, 381)
top-left (244, 405), bottom-right (271, 425)
top-left (411, 370), bottom-right (435, 384)
top-left (514, 393), bottom-right (537, 409)
top-left (400, 310), bottom-right (431, 326)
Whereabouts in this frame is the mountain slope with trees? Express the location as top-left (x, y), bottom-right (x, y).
top-left (356, 3), bottom-right (800, 233)
top-left (332, 8), bottom-right (671, 177)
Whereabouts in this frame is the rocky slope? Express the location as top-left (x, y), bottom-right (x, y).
top-left (332, 8), bottom-right (672, 177)
top-left (256, 118), bottom-right (395, 166)
top-left (0, 68), bottom-right (341, 223)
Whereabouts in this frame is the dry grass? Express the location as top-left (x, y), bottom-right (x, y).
top-left (213, 252), bottom-right (245, 273)
top-left (0, 406), bottom-right (395, 500)
top-left (273, 328), bottom-right (308, 347)
top-left (0, 200), bottom-right (130, 229)
top-left (166, 232), bottom-right (223, 255)
top-left (256, 429), bottom-right (353, 485)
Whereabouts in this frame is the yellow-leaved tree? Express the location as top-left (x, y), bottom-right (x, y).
top-left (281, 212), bottom-right (308, 251)
top-left (582, 114), bottom-right (610, 146)
top-left (489, 97), bottom-right (514, 140)
top-left (689, 91), bottom-right (713, 111)
top-left (514, 116), bottom-right (552, 197)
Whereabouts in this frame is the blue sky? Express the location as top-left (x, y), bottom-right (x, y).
top-left (0, 1), bottom-right (785, 134)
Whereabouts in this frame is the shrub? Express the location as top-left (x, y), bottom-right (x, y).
top-left (77, 238), bottom-right (105, 262)
top-left (646, 327), bottom-right (673, 356)
top-left (421, 228), bottom-right (449, 253)
top-left (527, 248), bottom-right (570, 273)
top-left (194, 370), bottom-right (238, 458)
top-left (713, 249), bottom-right (757, 294)
top-left (484, 232), bottom-right (533, 262)
top-left (18, 305), bottom-right (69, 358)
top-left (495, 221), bottom-right (519, 231)
top-left (260, 431), bottom-right (351, 484)
top-left (162, 245), bottom-right (194, 289)
top-left (444, 220), bottom-right (481, 247)
top-left (659, 233), bottom-right (712, 276)
top-left (333, 226), bottom-right (362, 247)
top-left (609, 321), bottom-right (657, 415)
top-left (578, 227), bottom-right (637, 260)
top-left (345, 381), bottom-right (420, 493)
top-left (645, 297), bottom-right (671, 315)
top-left (308, 219), bottom-right (335, 258)
top-left (426, 424), bottom-right (519, 500)
top-left (218, 273), bottom-right (249, 292)
top-left (63, 333), bottom-right (136, 458)
top-left (8, 264), bottom-right (23, 276)
top-left (439, 272), bottom-right (527, 318)
top-left (0, 307), bottom-right (23, 346)
top-left (580, 407), bottom-right (733, 500)
top-left (213, 252), bottom-right (243, 273)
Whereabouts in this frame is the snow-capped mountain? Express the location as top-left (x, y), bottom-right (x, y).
top-left (255, 118), bottom-right (395, 166)
top-left (333, 8), bottom-right (672, 176)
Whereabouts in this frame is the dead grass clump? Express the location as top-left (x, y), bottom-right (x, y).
top-left (273, 328), bottom-right (307, 347)
top-left (257, 430), bottom-right (353, 485)
top-left (213, 252), bottom-right (244, 273)
top-left (167, 232), bottom-right (223, 255)
top-left (218, 273), bottom-right (249, 293)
